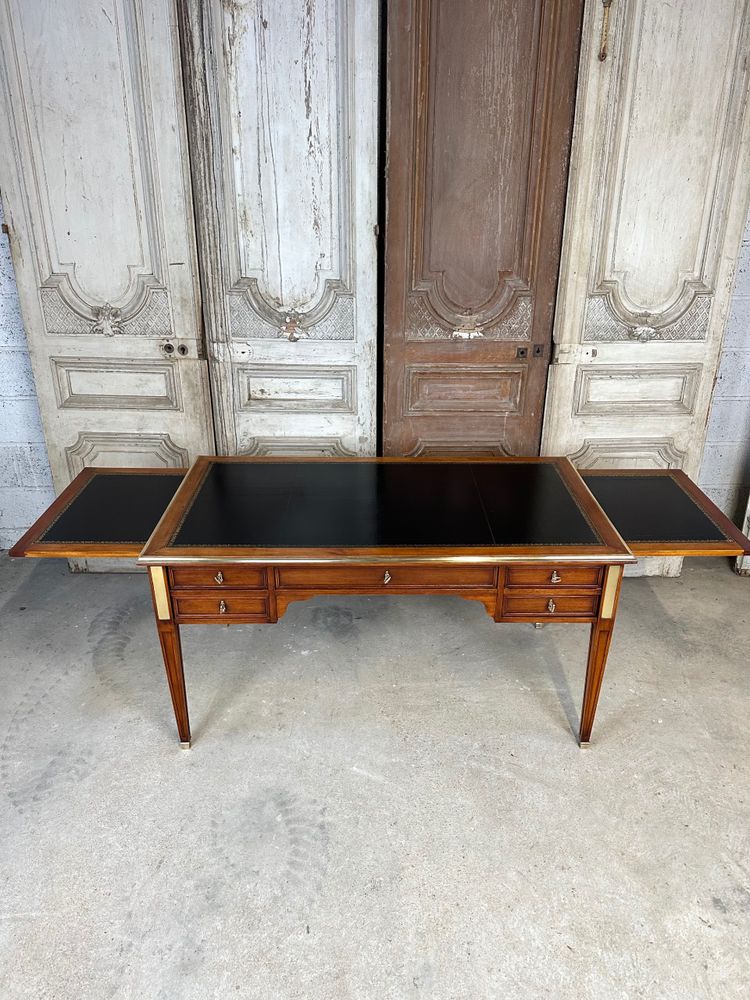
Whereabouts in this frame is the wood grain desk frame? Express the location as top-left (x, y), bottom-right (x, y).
top-left (9, 468), bottom-right (186, 559)
top-left (137, 457), bottom-right (634, 748)
top-left (10, 459), bottom-right (750, 751)
top-left (581, 469), bottom-right (750, 557)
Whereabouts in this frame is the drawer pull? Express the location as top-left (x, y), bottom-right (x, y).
top-left (277, 565), bottom-right (496, 590)
top-left (219, 600), bottom-right (227, 615)
top-left (506, 565), bottom-right (601, 589)
top-left (503, 593), bottom-right (598, 619)
top-left (171, 566), bottom-right (265, 590)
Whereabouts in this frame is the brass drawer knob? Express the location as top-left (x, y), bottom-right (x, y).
top-left (219, 600), bottom-right (227, 614)
top-left (550, 570), bottom-right (561, 583)
top-left (547, 599), bottom-right (556, 614)
top-left (383, 570), bottom-right (392, 585)
top-left (214, 571), bottom-right (224, 584)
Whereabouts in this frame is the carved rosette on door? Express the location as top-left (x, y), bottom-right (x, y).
top-left (383, 0), bottom-right (586, 458)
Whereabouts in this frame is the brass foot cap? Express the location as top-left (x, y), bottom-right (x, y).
top-left (180, 740), bottom-right (192, 750)
top-left (579, 741), bottom-right (591, 749)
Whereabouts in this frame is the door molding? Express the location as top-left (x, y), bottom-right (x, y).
top-left (384, 0), bottom-right (585, 456)
top-left (542, 0), bottom-right (750, 574)
top-left (178, 0), bottom-right (377, 456)
top-left (585, 0), bottom-right (750, 339)
top-left (0, 0), bottom-right (214, 497)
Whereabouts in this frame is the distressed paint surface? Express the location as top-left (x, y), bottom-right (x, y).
top-left (228, 0), bottom-right (341, 311)
top-left (16, 0), bottom-right (146, 303)
top-left (0, 0), bottom-right (214, 510)
top-left (541, 0), bottom-right (750, 577)
top-left (608, 0), bottom-right (738, 310)
top-left (0, 198), bottom-right (54, 549)
top-left (182, 0), bottom-right (378, 456)
top-left (698, 212), bottom-right (750, 573)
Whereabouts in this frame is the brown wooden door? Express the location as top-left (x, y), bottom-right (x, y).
top-left (383, 0), bottom-right (584, 456)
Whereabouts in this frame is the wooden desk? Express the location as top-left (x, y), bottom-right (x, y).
top-left (11, 458), bottom-right (750, 748)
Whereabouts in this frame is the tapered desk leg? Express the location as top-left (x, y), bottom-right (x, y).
top-left (579, 564), bottom-right (623, 747)
top-left (156, 620), bottom-right (190, 747)
top-left (148, 566), bottom-right (191, 748)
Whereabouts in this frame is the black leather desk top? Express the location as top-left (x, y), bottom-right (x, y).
top-left (581, 473), bottom-right (726, 543)
top-left (169, 461), bottom-right (601, 549)
top-left (15, 462), bottom-right (746, 559)
top-left (39, 473), bottom-right (183, 545)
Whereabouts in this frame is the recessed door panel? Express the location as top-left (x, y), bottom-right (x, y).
top-left (0, 0), bottom-right (214, 495)
top-left (180, 0), bottom-right (378, 457)
top-left (384, 0), bottom-right (584, 456)
top-left (541, 0), bottom-right (750, 577)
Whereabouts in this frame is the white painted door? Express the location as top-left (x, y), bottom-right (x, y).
top-left (0, 0), bottom-right (214, 491)
top-left (179, 0), bottom-right (378, 456)
top-left (542, 0), bottom-right (750, 575)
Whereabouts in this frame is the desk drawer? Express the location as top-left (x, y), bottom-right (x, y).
top-left (172, 591), bottom-right (270, 622)
top-left (170, 565), bottom-right (267, 590)
top-left (275, 564), bottom-right (496, 591)
top-left (502, 593), bottom-right (599, 620)
top-left (505, 565), bottom-right (602, 589)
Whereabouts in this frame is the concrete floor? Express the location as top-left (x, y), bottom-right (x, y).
top-left (0, 553), bottom-right (748, 999)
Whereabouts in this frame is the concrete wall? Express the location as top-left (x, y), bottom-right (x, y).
top-left (0, 197), bottom-right (54, 549)
top-left (698, 213), bottom-right (750, 524)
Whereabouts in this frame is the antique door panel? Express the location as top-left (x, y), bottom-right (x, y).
top-left (0, 0), bottom-right (214, 492)
top-left (541, 0), bottom-right (750, 575)
top-left (180, 0), bottom-right (377, 457)
top-left (383, 0), bottom-right (584, 456)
